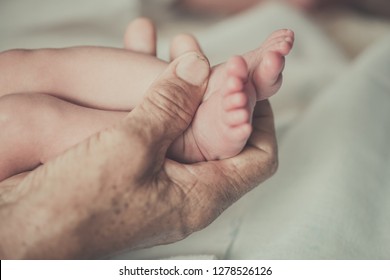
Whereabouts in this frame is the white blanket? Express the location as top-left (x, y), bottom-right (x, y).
top-left (1, 0), bottom-right (389, 259)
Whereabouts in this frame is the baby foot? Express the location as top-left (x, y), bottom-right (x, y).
top-left (169, 29), bottom-right (294, 162)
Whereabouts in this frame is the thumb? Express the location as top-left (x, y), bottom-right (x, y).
top-left (124, 51), bottom-right (210, 157)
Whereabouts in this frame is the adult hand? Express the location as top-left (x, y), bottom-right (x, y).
top-left (0, 19), bottom-right (278, 259)
top-left (0, 52), bottom-right (277, 259)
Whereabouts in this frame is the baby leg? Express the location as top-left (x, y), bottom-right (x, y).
top-left (0, 93), bottom-right (125, 181)
top-left (0, 18), bottom-right (162, 113)
top-left (0, 46), bottom-right (167, 111)
top-left (0, 19), bottom-right (199, 114)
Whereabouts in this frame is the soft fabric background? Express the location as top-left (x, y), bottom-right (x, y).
top-left (1, 0), bottom-right (389, 259)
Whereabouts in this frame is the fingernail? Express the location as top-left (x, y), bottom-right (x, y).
top-left (176, 52), bottom-right (210, 86)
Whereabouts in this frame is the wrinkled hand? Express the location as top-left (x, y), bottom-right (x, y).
top-left (0, 19), bottom-right (278, 259)
top-left (0, 50), bottom-right (277, 259)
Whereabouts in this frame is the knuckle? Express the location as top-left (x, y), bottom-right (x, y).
top-left (147, 80), bottom-right (196, 126)
top-left (268, 151), bottom-right (279, 176)
top-left (263, 145), bottom-right (279, 177)
top-left (252, 148), bottom-right (279, 183)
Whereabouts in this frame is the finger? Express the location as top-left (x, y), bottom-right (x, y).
top-left (125, 52), bottom-right (210, 167)
top-left (227, 100), bottom-right (277, 187)
top-left (170, 33), bottom-right (203, 61)
top-left (222, 100), bottom-right (278, 194)
top-left (124, 17), bottom-right (157, 55)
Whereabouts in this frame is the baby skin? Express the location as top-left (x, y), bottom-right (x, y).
top-left (0, 21), bottom-right (294, 181)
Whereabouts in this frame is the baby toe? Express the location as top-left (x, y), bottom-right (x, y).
top-left (223, 92), bottom-right (248, 111)
top-left (226, 56), bottom-right (248, 81)
top-left (225, 108), bottom-right (250, 126)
